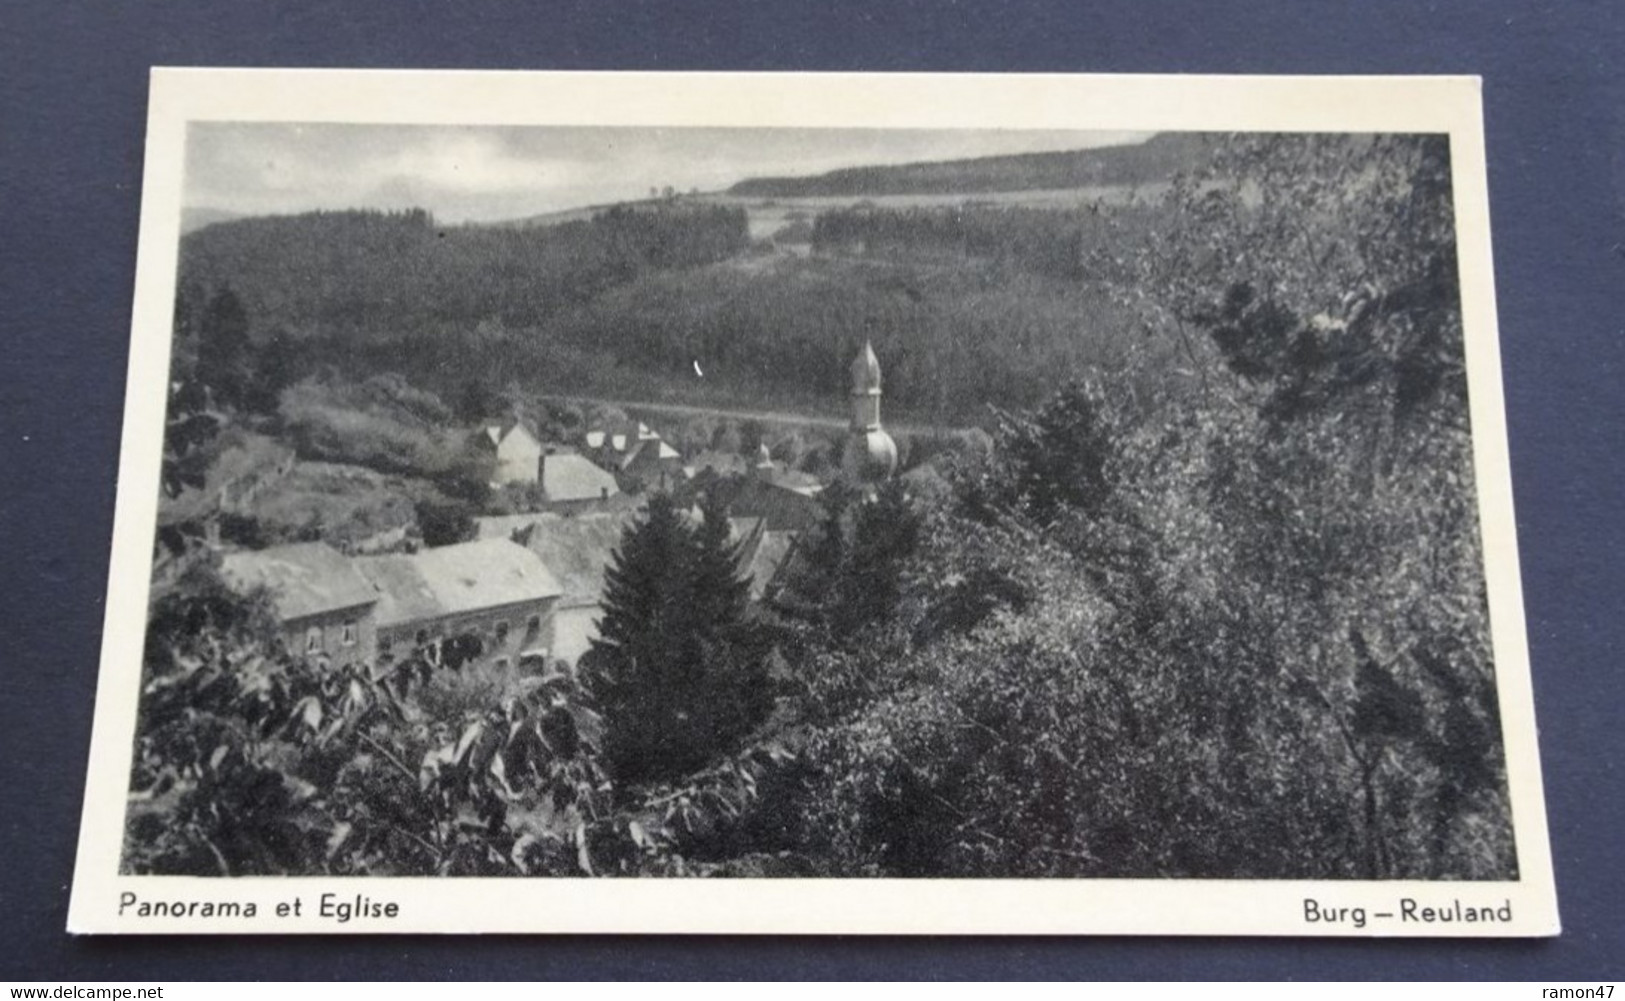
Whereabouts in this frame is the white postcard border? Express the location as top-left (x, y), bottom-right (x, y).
top-left (69, 69), bottom-right (1558, 936)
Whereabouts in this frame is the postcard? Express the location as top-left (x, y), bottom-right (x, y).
top-left (68, 70), bottom-right (1557, 935)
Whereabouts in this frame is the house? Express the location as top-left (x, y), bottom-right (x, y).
top-left (618, 437), bottom-right (684, 491)
top-left (584, 420), bottom-right (659, 455)
top-left (219, 541), bottom-right (379, 665)
top-left (503, 510), bottom-right (643, 665)
top-left (538, 451), bottom-right (622, 513)
top-left (473, 420), bottom-right (544, 486)
top-left (726, 446), bottom-right (826, 532)
top-left (355, 538), bottom-right (564, 671)
top-left (682, 449), bottom-right (749, 481)
top-left (585, 421), bottom-right (683, 491)
top-left (220, 538), bottom-right (564, 675)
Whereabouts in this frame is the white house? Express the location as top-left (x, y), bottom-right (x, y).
top-left (476, 421), bottom-right (545, 486)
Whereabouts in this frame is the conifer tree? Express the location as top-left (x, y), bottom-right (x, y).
top-left (834, 478), bottom-right (922, 636)
top-left (690, 486), bottom-right (750, 637)
top-left (585, 491), bottom-right (770, 785)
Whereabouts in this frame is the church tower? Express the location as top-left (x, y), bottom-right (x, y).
top-left (841, 340), bottom-right (899, 488)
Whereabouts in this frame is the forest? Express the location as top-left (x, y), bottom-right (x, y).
top-left (170, 171), bottom-right (1176, 425)
top-left (178, 201), bottom-right (750, 336)
top-left (727, 131), bottom-right (1210, 197)
top-left (126, 132), bottom-right (1515, 880)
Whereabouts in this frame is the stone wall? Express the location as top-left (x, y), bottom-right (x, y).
top-left (281, 605), bottom-right (377, 669)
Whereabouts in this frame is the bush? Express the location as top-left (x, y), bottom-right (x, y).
top-left (126, 556), bottom-right (611, 877)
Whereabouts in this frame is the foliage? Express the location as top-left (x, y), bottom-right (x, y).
top-left (814, 202), bottom-right (1120, 282)
top-left (225, 460), bottom-right (422, 553)
top-left (157, 367), bottom-right (219, 506)
top-left (984, 379), bottom-right (1118, 526)
top-left (179, 205), bottom-right (748, 339)
top-left (582, 491), bottom-right (775, 787)
top-left (277, 373), bottom-right (491, 501)
top-left (180, 212), bottom-right (1163, 428)
top-left (126, 553), bottom-right (634, 876)
top-left (544, 253), bottom-right (1157, 425)
top-left (138, 132), bottom-right (1512, 882)
top-left (413, 496), bottom-right (478, 548)
top-left (831, 479), bottom-right (925, 637)
top-left (770, 132), bottom-right (1512, 880)
top-left (730, 132), bottom-right (1208, 198)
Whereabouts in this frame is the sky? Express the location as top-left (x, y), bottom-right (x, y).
top-left (183, 123), bottom-right (1154, 224)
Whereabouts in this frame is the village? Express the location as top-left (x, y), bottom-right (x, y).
top-left (167, 342), bottom-right (913, 681)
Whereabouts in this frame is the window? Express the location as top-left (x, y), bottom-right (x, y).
top-left (415, 629), bottom-right (429, 646)
top-left (526, 614), bottom-right (542, 638)
top-left (494, 657), bottom-right (511, 671)
top-left (342, 621), bottom-right (357, 646)
top-left (305, 627), bottom-right (322, 655)
top-left (496, 620), bottom-right (510, 644)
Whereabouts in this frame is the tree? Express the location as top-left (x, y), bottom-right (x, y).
top-left (991, 378), bottom-right (1116, 527)
top-left (831, 479), bottom-right (923, 637)
top-left (195, 287), bottom-right (253, 410)
top-left (690, 487), bottom-right (752, 636)
top-left (1075, 132), bottom-right (1509, 877)
top-left (778, 134), bottom-right (1512, 880)
top-left (414, 496), bottom-right (477, 548)
top-left (585, 492), bottom-right (771, 786)
top-left (711, 421), bottom-right (744, 455)
top-left (250, 329), bottom-right (304, 414)
top-left (455, 378), bottom-right (501, 423)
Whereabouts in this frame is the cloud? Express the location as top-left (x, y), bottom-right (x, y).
top-left (381, 133), bottom-right (592, 194)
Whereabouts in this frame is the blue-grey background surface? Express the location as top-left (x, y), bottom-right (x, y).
top-left (2, 0), bottom-right (1620, 980)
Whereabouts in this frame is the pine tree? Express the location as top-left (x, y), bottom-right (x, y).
top-left (690, 486), bottom-right (750, 637)
top-left (594, 492), bottom-right (693, 672)
top-left (834, 478), bottom-right (922, 636)
top-left (995, 379), bottom-right (1115, 526)
top-left (585, 491), bottom-right (770, 785)
top-left (689, 486), bottom-right (774, 750)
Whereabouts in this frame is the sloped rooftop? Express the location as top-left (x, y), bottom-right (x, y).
top-left (620, 438), bottom-right (681, 470)
top-left (351, 552), bottom-right (442, 628)
top-left (542, 452), bottom-right (620, 503)
top-left (356, 538), bottom-right (563, 628)
top-left (220, 541), bottom-right (377, 622)
top-left (684, 450), bottom-right (749, 478)
top-left (512, 511), bottom-right (639, 607)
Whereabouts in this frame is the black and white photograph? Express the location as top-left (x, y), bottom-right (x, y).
top-left (68, 71), bottom-right (1556, 935)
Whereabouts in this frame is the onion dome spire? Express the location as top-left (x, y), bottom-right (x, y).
top-left (842, 340), bottom-right (898, 486)
top-left (851, 340), bottom-right (883, 399)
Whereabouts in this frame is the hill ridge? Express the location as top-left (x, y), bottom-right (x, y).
top-left (727, 132), bottom-right (1213, 199)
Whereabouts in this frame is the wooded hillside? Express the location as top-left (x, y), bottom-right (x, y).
top-left (728, 132), bottom-right (1212, 197)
